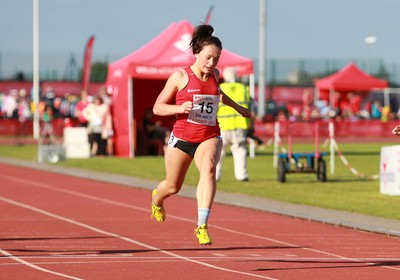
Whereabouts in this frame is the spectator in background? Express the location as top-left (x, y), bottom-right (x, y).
top-left (289, 106), bottom-right (301, 122)
top-left (315, 99), bottom-right (332, 119)
top-left (339, 100), bottom-right (352, 119)
top-left (2, 90), bottom-right (18, 119)
top-left (216, 67), bottom-right (251, 182)
top-left (276, 107), bottom-right (289, 121)
top-left (37, 99), bottom-right (47, 117)
top-left (58, 93), bottom-right (71, 118)
top-left (331, 91), bottom-right (342, 120)
top-left (39, 105), bottom-right (58, 145)
top-left (348, 92), bottom-right (361, 117)
top-left (106, 125), bottom-right (114, 156)
top-left (15, 89), bottom-right (31, 145)
top-left (74, 90), bottom-right (90, 127)
top-left (371, 100), bottom-right (382, 119)
top-left (301, 103), bottom-right (313, 121)
top-left (68, 95), bottom-right (78, 119)
top-left (98, 86), bottom-right (113, 156)
top-left (98, 85), bottom-right (112, 106)
top-left (143, 108), bottom-right (169, 155)
top-left (83, 95), bottom-right (112, 156)
top-left (381, 104), bottom-right (391, 122)
top-left (311, 106), bottom-right (321, 119)
top-left (43, 87), bottom-right (56, 117)
top-left (74, 90), bottom-right (92, 152)
top-left (301, 89), bottom-right (319, 121)
top-left (302, 89), bottom-right (313, 107)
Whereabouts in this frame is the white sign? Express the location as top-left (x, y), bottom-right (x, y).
top-left (380, 145), bottom-right (400, 195)
top-left (187, 94), bottom-right (219, 126)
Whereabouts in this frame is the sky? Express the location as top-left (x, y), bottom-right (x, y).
top-left (1, 0), bottom-right (400, 77)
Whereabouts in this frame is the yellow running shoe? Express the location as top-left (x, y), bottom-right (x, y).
top-left (150, 189), bottom-right (165, 222)
top-left (194, 224), bottom-right (212, 245)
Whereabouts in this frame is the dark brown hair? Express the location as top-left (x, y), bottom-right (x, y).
top-left (190, 24), bottom-right (222, 55)
top-left (93, 95), bottom-right (103, 104)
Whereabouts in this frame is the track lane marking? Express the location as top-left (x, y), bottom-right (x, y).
top-left (2, 173), bottom-right (400, 273)
top-left (0, 248), bottom-right (83, 280)
top-left (0, 195), bottom-right (277, 280)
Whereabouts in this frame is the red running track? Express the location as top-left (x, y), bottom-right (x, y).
top-left (1, 162), bottom-right (400, 280)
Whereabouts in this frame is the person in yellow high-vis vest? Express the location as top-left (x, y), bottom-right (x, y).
top-left (216, 67), bottom-right (251, 181)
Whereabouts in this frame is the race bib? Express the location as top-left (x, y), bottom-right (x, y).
top-left (168, 132), bottom-right (179, 147)
top-left (187, 94), bottom-right (219, 126)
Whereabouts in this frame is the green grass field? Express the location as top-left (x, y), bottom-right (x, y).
top-left (1, 141), bottom-right (400, 220)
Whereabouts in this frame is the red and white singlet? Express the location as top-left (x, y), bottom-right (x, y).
top-left (172, 67), bottom-right (221, 143)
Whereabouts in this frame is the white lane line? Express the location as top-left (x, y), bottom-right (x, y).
top-left (3, 256), bottom-right (400, 264)
top-left (2, 173), bottom-right (400, 273)
top-left (0, 174), bottom-right (180, 219)
top-left (0, 196), bottom-right (277, 280)
top-left (0, 248), bottom-right (83, 280)
top-left (1, 257), bottom-right (399, 268)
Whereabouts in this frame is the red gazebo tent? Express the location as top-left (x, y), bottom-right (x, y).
top-left (315, 62), bottom-right (388, 100)
top-left (106, 20), bottom-right (254, 157)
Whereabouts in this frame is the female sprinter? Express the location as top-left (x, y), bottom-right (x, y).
top-left (150, 24), bottom-right (251, 245)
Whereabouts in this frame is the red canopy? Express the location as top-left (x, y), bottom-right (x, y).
top-left (315, 62), bottom-right (388, 92)
top-left (106, 20), bottom-right (254, 157)
top-left (108, 20), bottom-right (253, 80)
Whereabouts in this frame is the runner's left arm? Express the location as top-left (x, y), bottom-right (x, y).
top-left (219, 90), bottom-right (251, 118)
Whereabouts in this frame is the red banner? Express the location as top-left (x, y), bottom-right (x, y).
top-left (81, 35), bottom-right (95, 91)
